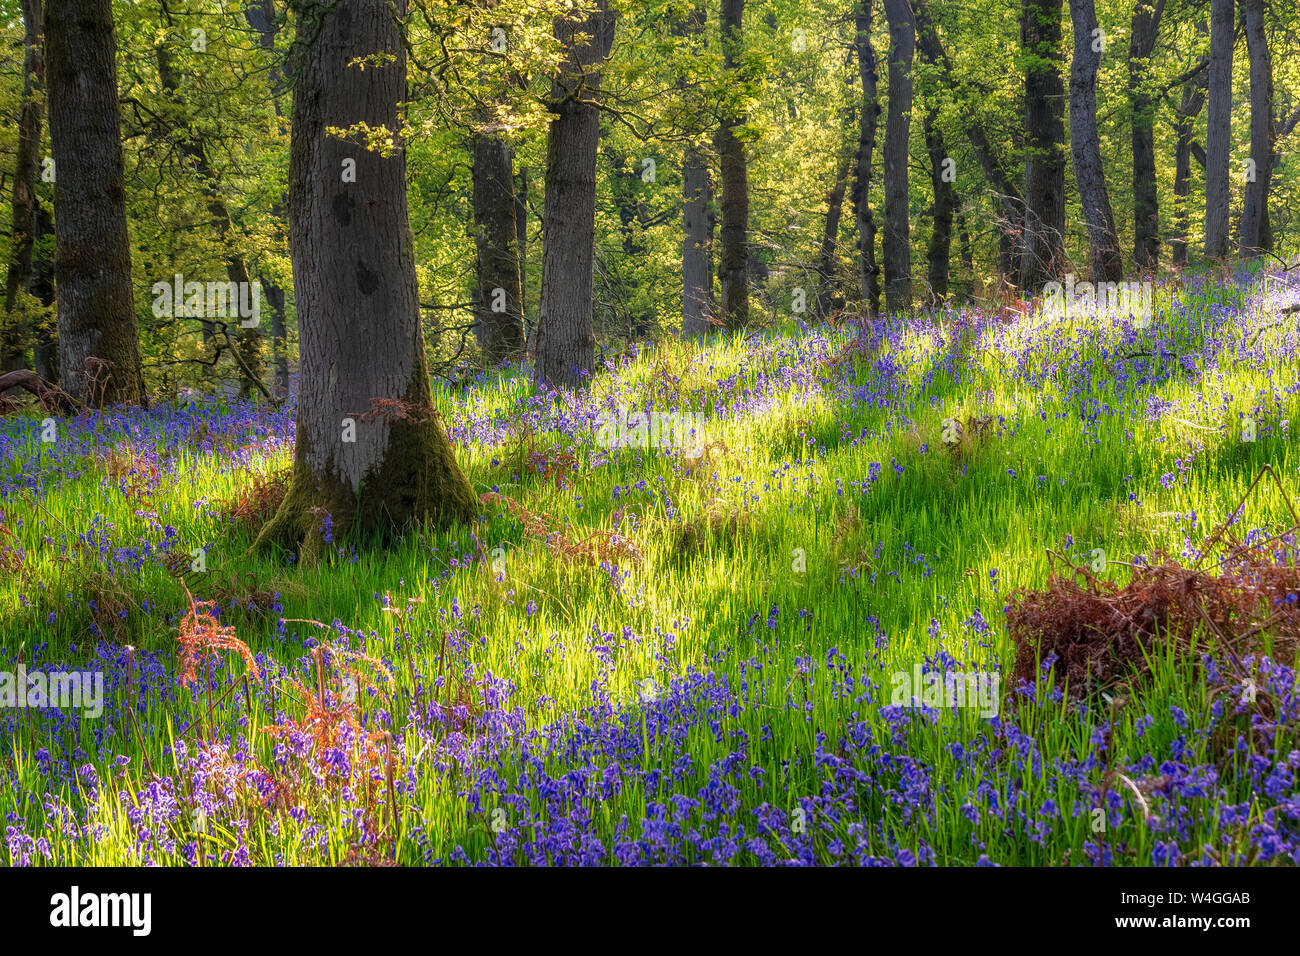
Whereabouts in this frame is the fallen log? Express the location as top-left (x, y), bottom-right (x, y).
top-left (0, 369), bottom-right (82, 414)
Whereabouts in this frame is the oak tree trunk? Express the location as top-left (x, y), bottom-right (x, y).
top-left (675, 2), bottom-right (712, 336)
top-left (255, 0), bottom-right (476, 559)
top-left (913, 0), bottom-right (1026, 288)
top-left (156, 39), bottom-right (264, 397)
top-left (46, 0), bottom-right (144, 406)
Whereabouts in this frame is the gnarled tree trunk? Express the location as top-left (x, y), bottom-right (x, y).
top-left (255, 0), bottom-right (476, 559)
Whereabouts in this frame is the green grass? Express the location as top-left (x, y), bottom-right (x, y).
top-left (2, 267), bottom-right (1298, 865)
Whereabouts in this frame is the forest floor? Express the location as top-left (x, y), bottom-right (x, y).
top-left (2, 262), bottom-right (1300, 865)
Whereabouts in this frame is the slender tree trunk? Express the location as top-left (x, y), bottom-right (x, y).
top-left (1019, 0), bottom-right (1067, 289)
top-left (1069, 0), bottom-right (1124, 282)
top-left (816, 142), bottom-right (853, 318)
top-left (515, 167), bottom-right (528, 323)
top-left (881, 0), bottom-right (913, 313)
top-left (1129, 0), bottom-right (1166, 271)
top-left (913, 0), bottom-right (1026, 288)
top-left (155, 39), bottom-right (264, 396)
top-left (2, 0), bottom-right (45, 373)
top-left (852, 0), bottom-right (881, 314)
top-left (1239, 0), bottom-right (1273, 256)
top-left (255, 0), bottom-right (476, 558)
top-left (533, 0), bottom-right (615, 387)
top-left (263, 279), bottom-right (289, 397)
top-left (923, 107), bottom-right (953, 304)
top-left (682, 148), bottom-right (714, 335)
top-left (472, 135), bottom-right (525, 364)
top-left (716, 0), bottom-right (750, 330)
top-left (1262, 110), bottom-right (1300, 253)
top-left (1171, 93), bottom-right (1205, 267)
top-left (1203, 0), bottom-right (1233, 258)
top-left (957, 201), bottom-right (973, 295)
top-left (674, 2), bottom-right (712, 336)
top-left (248, 0), bottom-right (290, 397)
top-left (31, 203), bottom-right (57, 381)
top-left (1171, 33), bottom-right (1208, 268)
top-left (46, 0), bottom-right (144, 406)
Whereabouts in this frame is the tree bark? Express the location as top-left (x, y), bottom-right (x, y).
top-left (2, 0), bottom-right (45, 373)
top-left (515, 166), bottom-right (528, 321)
top-left (816, 141), bottom-right (853, 318)
top-left (254, 0), bottom-right (476, 558)
top-left (881, 0), bottom-right (914, 313)
top-left (1069, 0), bottom-right (1124, 282)
top-left (533, 0), bottom-right (615, 388)
top-left (1019, 0), bottom-right (1067, 290)
top-left (0, 369), bottom-right (79, 412)
top-left (1203, 0), bottom-right (1233, 259)
top-left (31, 203), bottom-right (57, 381)
top-left (472, 134), bottom-right (525, 364)
top-left (923, 107), bottom-right (953, 304)
top-left (248, 0), bottom-right (290, 397)
top-left (1171, 30), bottom-right (1208, 268)
top-left (682, 148), bottom-right (714, 335)
top-left (1239, 0), bottom-right (1273, 256)
top-left (674, 2), bottom-right (712, 336)
top-left (852, 0), bottom-right (881, 315)
top-left (716, 0), bottom-right (750, 330)
top-left (913, 0), bottom-right (1026, 287)
top-left (1129, 0), bottom-right (1166, 271)
top-left (46, 0), bottom-right (144, 406)
top-left (155, 37), bottom-right (264, 397)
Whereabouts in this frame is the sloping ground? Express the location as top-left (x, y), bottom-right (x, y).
top-left (1, 266), bottom-right (1298, 865)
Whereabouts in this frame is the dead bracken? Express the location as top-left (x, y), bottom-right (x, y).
top-left (1006, 466), bottom-right (1300, 701)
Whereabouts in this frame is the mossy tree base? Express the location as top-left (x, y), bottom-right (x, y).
top-left (252, 414), bottom-right (478, 565)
